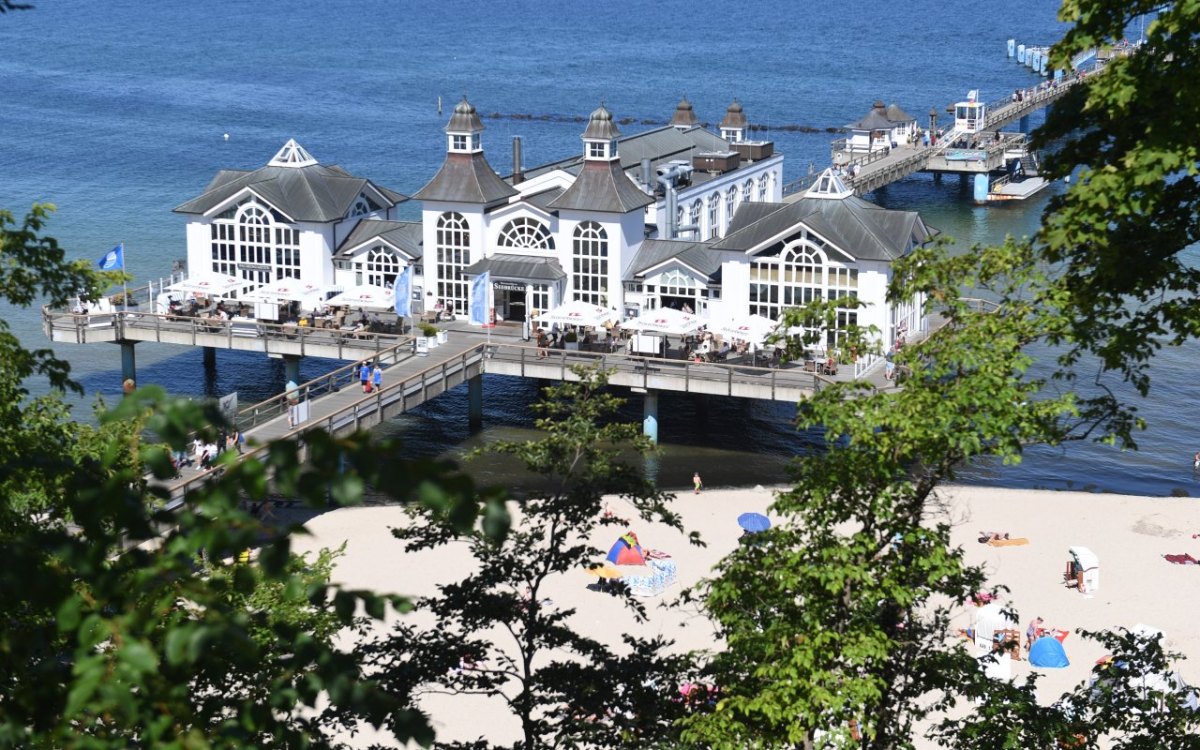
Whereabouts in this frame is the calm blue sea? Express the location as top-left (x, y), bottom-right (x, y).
top-left (2, 0), bottom-right (1195, 496)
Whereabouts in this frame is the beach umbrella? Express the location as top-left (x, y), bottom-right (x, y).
top-left (241, 278), bottom-right (323, 303)
top-left (1030, 637), bottom-right (1070, 668)
top-left (716, 314), bottom-right (777, 346)
top-left (325, 283), bottom-right (395, 310)
top-left (621, 307), bottom-right (704, 336)
top-left (534, 299), bottom-right (615, 328)
top-left (737, 512), bottom-right (771, 533)
top-left (606, 532), bottom-right (647, 565)
top-left (166, 272), bottom-right (256, 298)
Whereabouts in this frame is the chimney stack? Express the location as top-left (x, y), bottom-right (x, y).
top-left (512, 136), bottom-right (524, 185)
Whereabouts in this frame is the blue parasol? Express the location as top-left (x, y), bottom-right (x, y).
top-left (737, 512), bottom-right (771, 533)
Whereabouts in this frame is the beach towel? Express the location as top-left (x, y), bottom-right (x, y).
top-left (987, 537), bottom-right (1030, 547)
top-left (1163, 553), bottom-right (1198, 565)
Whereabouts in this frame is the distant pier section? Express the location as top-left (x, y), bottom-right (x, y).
top-left (795, 36), bottom-right (1142, 203)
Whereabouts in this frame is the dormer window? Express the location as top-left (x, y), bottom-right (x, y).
top-left (722, 128), bottom-right (743, 143)
top-left (470, 134), bottom-right (480, 150)
top-left (452, 134), bottom-right (468, 151)
top-left (588, 142), bottom-right (606, 159)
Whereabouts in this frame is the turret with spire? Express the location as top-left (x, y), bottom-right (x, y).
top-left (414, 96), bottom-right (516, 206)
top-left (670, 96), bottom-right (700, 129)
top-left (720, 100), bottom-right (748, 143)
top-left (549, 105), bottom-right (652, 213)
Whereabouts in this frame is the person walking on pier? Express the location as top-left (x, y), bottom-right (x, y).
top-left (372, 363), bottom-right (382, 393)
top-left (360, 362), bottom-right (370, 393)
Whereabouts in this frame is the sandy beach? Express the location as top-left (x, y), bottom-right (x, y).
top-left (291, 485), bottom-right (1200, 746)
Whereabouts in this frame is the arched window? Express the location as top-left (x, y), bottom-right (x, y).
top-left (742, 178), bottom-right (754, 203)
top-left (572, 221), bottom-right (608, 306)
top-left (497, 217), bottom-right (555, 251)
top-left (749, 237), bottom-right (858, 347)
top-left (758, 174), bottom-right (769, 201)
top-left (363, 245), bottom-right (401, 287)
top-left (351, 199), bottom-right (371, 217)
top-left (725, 187), bottom-right (737, 232)
top-left (436, 212), bottom-right (470, 315)
top-left (210, 196), bottom-right (300, 285)
top-left (707, 192), bottom-right (721, 240)
top-left (689, 199), bottom-right (702, 238)
top-left (675, 205), bottom-right (684, 236)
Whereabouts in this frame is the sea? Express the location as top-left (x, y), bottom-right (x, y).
top-left (2, 0), bottom-right (1195, 497)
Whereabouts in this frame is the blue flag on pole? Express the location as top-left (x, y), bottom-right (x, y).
top-left (470, 271), bottom-right (490, 325)
top-left (394, 266), bottom-right (412, 317)
top-left (97, 243), bottom-right (124, 271)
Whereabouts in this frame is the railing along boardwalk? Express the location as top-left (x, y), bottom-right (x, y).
top-left (160, 335), bottom-right (488, 504)
top-left (43, 307), bottom-right (413, 361)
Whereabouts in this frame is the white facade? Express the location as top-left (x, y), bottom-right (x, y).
top-left (175, 140), bottom-right (402, 299)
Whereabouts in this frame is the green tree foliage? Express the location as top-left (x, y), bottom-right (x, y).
top-left (685, 2), bottom-right (1200, 743)
top-left (0, 206), bottom-right (496, 748)
top-left (1034, 2), bottom-right (1200, 434)
top-left (684, 237), bottom-right (1077, 749)
top-left (361, 368), bottom-right (700, 750)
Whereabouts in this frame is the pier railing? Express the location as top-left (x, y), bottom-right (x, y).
top-left (43, 307), bottom-right (413, 358)
top-left (234, 340), bottom-right (419, 431)
top-left (160, 345), bottom-right (488, 506)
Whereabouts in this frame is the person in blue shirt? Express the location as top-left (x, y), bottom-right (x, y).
top-left (360, 362), bottom-right (370, 393)
top-left (372, 363), bottom-right (382, 392)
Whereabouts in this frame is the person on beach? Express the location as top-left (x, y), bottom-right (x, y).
top-left (360, 362), bottom-right (370, 393)
top-left (1025, 616), bottom-right (1044, 652)
top-left (694, 472), bottom-right (703, 494)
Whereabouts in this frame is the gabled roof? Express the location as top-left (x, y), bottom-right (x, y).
top-left (548, 161), bottom-right (652, 213)
top-left (726, 201), bottom-right (788, 234)
top-left (712, 193), bottom-right (938, 262)
top-left (845, 104), bottom-right (895, 131)
top-left (413, 152), bottom-right (518, 206)
top-left (463, 254), bottom-right (566, 282)
top-left (524, 187), bottom-right (565, 212)
top-left (334, 220), bottom-right (423, 260)
top-left (626, 239), bottom-right (736, 280)
top-left (174, 141), bottom-right (405, 222)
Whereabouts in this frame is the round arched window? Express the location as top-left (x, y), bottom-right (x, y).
top-left (497, 217), bottom-right (555, 251)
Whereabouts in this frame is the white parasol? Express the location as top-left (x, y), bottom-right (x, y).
top-left (166, 272), bottom-right (256, 298)
top-left (621, 307), bottom-right (704, 336)
top-left (324, 283), bottom-right (395, 310)
top-left (534, 299), bottom-right (615, 328)
top-left (241, 278), bottom-right (324, 303)
top-left (715, 314), bottom-right (778, 345)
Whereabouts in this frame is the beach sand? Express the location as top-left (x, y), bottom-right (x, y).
top-left (291, 485), bottom-right (1200, 746)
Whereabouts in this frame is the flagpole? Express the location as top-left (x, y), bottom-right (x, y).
top-left (122, 242), bottom-right (128, 312)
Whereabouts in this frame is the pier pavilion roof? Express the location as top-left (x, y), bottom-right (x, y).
top-left (413, 152), bottom-right (518, 206)
top-left (334, 219), bottom-right (423, 260)
top-left (885, 103), bottom-right (916, 123)
top-left (844, 101), bottom-right (895, 131)
top-left (625, 239), bottom-right (735, 281)
top-left (522, 124), bottom-right (733, 190)
top-left (174, 140), bottom-right (406, 223)
top-left (712, 193), bottom-right (938, 262)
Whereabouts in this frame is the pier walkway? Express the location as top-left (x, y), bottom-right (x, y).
top-left (819, 73), bottom-right (1086, 197)
top-left (159, 331), bottom-right (901, 503)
